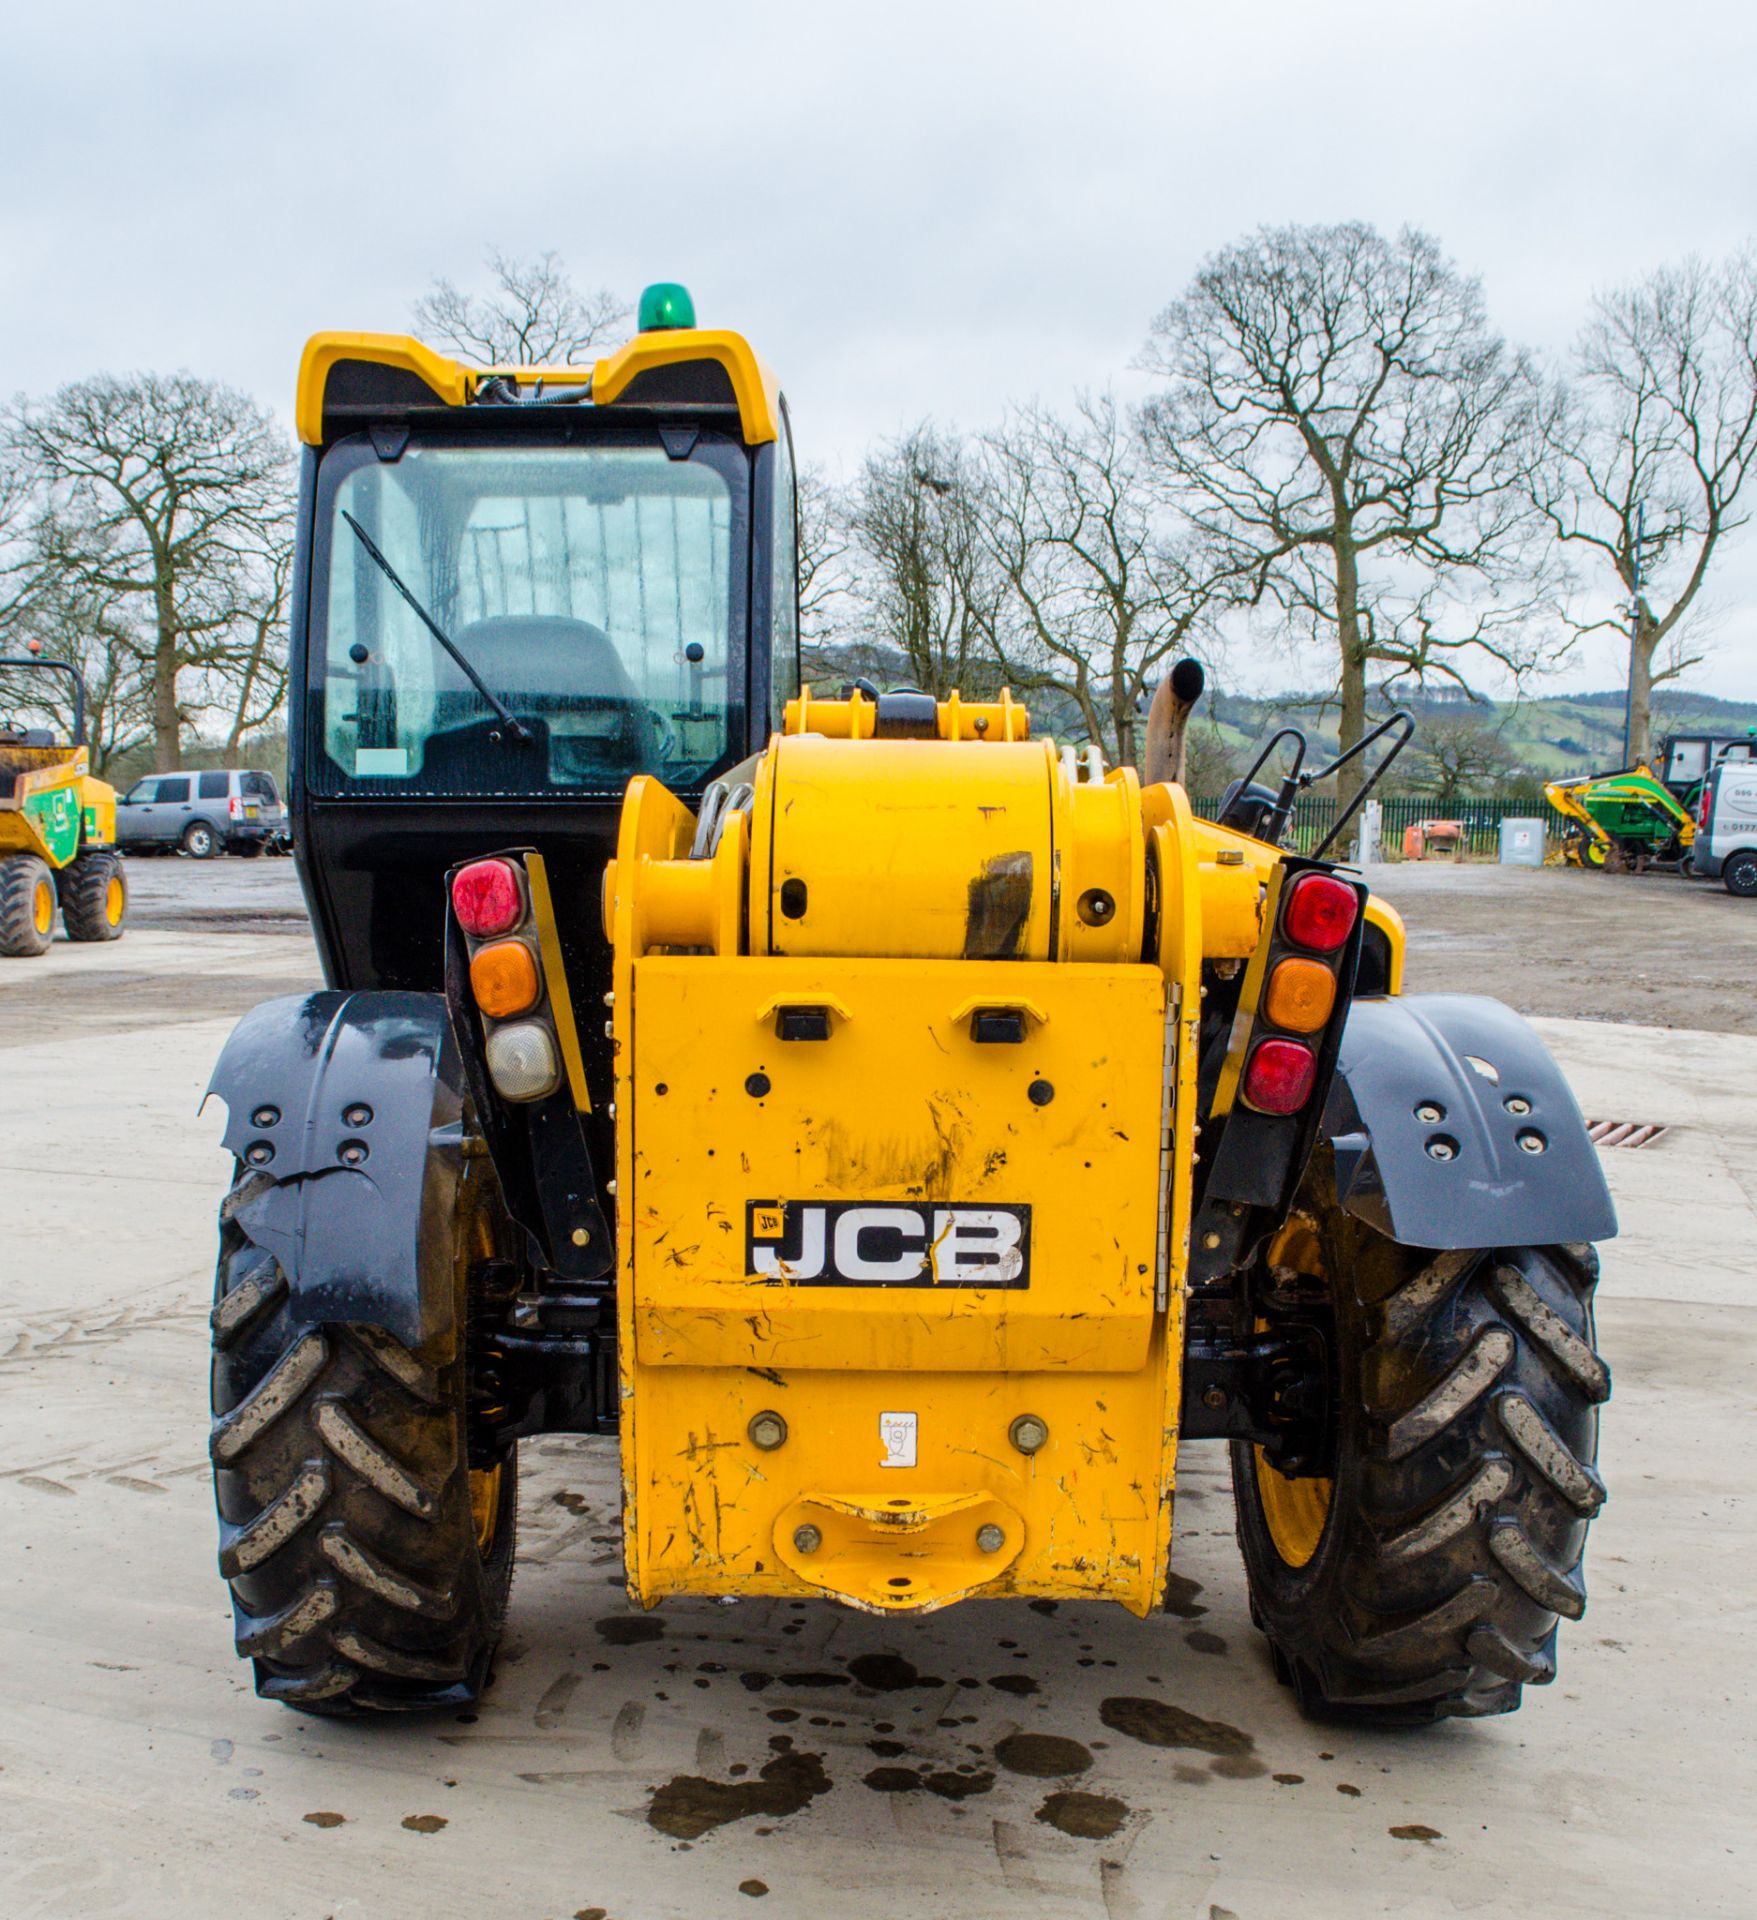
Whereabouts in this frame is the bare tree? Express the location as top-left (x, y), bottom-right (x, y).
top-left (0, 567), bottom-right (152, 772)
top-left (1141, 224), bottom-right (1550, 804)
top-left (412, 250), bottom-right (628, 365)
top-left (1533, 250), bottom-right (1757, 766)
top-left (1406, 708), bottom-right (1523, 806)
top-left (978, 392), bottom-right (1223, 765)
top-left (4, 374), bottom-right (296, 767)
top-left (844, 424), bottom-right (1001, 698)
top-left (222, 544), bottom-right (293, 763)
top-left (1181, 707), bottom-right (1244, 800)
top-left (796, 463), bottom-right (849, 664)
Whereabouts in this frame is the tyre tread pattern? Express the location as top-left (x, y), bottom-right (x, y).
top-left (210, 1176), bottom-right (513, 1715)
top-left (58, 850), bottom-right (126, 942)
top-left (0, 854), bottom-right (54, 958)
top-left (1236, 1217), bottom-right (1608, 1727)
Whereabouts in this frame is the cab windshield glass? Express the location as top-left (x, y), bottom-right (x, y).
top-left (312, 435), bottom-right (744, 795)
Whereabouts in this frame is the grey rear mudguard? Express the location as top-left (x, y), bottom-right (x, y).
top-left (1322, 993), bottom-right (1617, 1250)
top-left (205, 991), bottom-right (468, 1354)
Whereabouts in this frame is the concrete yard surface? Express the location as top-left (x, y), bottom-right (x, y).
top-left (1, 869), bottom-right (1754, 1918)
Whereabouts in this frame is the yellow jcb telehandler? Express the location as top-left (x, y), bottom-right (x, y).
top-left (205, 290), bottom-right (1613, 1727)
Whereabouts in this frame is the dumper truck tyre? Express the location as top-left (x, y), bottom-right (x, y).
top-left (209, 1169), bottom-right (518, 1716)
top-left (0, 853), bottom-right (57, 957)
top-left (59, 849), bottom-right (128, 942)
top-left (1232, 1172), bottom-right (1608, 1725)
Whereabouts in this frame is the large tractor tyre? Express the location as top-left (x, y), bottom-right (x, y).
top-left (0, 854), bottom-right (57, 957)
top-left (182, 819), bottom-right (220, 859)
top-left (209, 1173), bottom-right (517, 1716)
top-left (59, 850), bottom-right (129, 942)
top-left (1723, 851), bottom-right (1757, 898)
top-left (1233, 1179), bottom-right (1609, 1726)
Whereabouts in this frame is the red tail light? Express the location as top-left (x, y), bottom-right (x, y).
top-left (228, 796), bottom-right (241, 818)
top-left (1700, 781), bottom-right (1713, 831)
top-left (1242, 1038), bottom-right (1317, 1114)
top-left (452, 859), bottom-right (524, 938)
top-left (1282, 872), bottom-right (1358, 953)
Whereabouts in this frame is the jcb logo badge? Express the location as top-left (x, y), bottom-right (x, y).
top-left (746, 1201), bottom-right (1031, 1288)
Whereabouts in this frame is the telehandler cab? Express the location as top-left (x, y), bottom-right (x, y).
top-left (207, 289), bottom-right (1614, 1727)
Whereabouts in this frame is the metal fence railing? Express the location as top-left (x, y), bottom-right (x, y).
top-left (1187, 794), bottom-right (1560, 858)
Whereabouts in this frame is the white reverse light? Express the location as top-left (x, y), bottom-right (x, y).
top-left (485, 1021), bottom-right (561, 1102)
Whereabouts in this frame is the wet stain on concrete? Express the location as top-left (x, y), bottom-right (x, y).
top-left (1390, 1823), bottom-right (1444, 1843)
top-left (1273, 1772), bottom-right (1304, 1785)
top-left (302, 1812), bottom-right (346, 1829)
top-left (1099, 1697), bottom-right (1253, 1759)
top-left (646, 1748), bottom-right (832, 1840)
top-left (846, 1654), bottom-right (945, 1691)
top-left (553, 1490), bottom-right (590, 1514)
top-left (1185, 1630), bottom-right (1227, 1656)
top-left (595, 1615), bottom-right (663, 1645)
top-left (1337, 1783), bottom-right (1362, 1797)
top-left (1161, 1572), bottom-right (1208, 1619)
top-left (611, 1701), bottom-right (646, 1761)
top-left (1028, 1599), bottom-right (1059, 1616)
top-left (987, 1673), bottom-right (1039, 1696)
top-left (863, 1766), bottom-right (996, 1800)
top-left (1173, 1763), bottom-right (1210, 1786)
top-left (994, 1733), bottom-right (1094, 1778)
top-left (401, 1815), bottom-right (448, 1834)
top-left (574, 1908), bottom-right (607, 1919)
top-left (869, 1739), bottom-right (908, 1758)
top-left (863, 1766), bottom-right (926, 1794)
top-left (1209, 1755), bottom-right (1269, 1780)
top-left (738, 1881), bottom-right (769, 1898)
top-left (739, 1671), bottom-right (772, 1691)
top-left (535, 1672), bottom-right (581, 1729)
top-left (1035, 1790), bottom-right (1129, 1839)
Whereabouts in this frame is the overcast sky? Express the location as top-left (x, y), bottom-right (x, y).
top-left (5, 0), bottom-right (1755, 699)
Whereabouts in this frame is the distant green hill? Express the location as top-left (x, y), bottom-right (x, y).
top-left (1194, 687), bottom-right (1757, 788)
top-left (1493, 690), bottom-right (1757, 776)
top-left (799, 640), bottom-right (1757, 793)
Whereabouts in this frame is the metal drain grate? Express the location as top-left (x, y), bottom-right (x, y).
top-left (1586, 1119), bottom-right (1669, 1149)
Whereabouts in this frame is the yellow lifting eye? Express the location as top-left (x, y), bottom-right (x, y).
top-left (471, 939), bottom-right (541, 1018)
top-left (1264, 956), bottom-right (1336, 1033)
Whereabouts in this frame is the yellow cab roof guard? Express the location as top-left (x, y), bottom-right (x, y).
top-left (295, 281), bottom-right (781, 448)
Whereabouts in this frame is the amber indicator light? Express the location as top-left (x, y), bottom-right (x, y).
top-left (1264, 956), bottom-right (1337, 1033)
top-left (470, 939), bottom-right (541, 1018)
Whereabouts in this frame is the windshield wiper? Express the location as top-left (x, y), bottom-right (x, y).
top-left (341, 511), bottom-right (530, 744)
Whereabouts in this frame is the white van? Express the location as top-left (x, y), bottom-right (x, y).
top-left (1691, 761), bottom-right (1757, 896)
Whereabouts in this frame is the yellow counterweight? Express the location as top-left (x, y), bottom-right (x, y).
top-left (601, 695), bottom-right (1372, 1618)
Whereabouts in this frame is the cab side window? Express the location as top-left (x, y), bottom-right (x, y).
top-left (157, 777), bottom-right (191, 804)
top-left (198, 772), bottom-right (230, 800)
top-left (770, 419), bottom-right (800, 734)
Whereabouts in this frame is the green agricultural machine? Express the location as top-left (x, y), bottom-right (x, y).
top-left (1544, 764), bottom-right (1695, 873)
top-left (1545, 729), bottom-right (1757, 874)
top-left (0, 657), bottom-right (129, 955)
